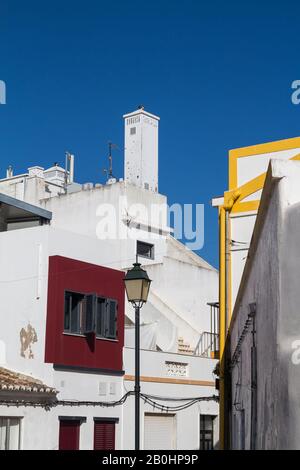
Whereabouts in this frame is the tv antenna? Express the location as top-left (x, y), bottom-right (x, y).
top-left (103, 141), bottom-right (119, 180)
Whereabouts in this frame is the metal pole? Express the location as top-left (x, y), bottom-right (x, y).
top-left (219, 207), bottom-right (226, 449)
top-left (135, 305), bottom-right (140, 451)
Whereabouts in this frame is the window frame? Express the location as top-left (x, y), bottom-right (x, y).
top-left (199, 414), bottom-right (216, 450)
top-left (63, 290), bottom-right (86, 335)
top-left (137, 240), bottom-right (155, 260)
top-left (63, 290), bottom-right (118, 341)
top-left (95, 297), bottom-right (118, 341)
top-left (0, 417), bottom-right (22, 450)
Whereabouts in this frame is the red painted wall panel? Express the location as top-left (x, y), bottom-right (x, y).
top-left (45, 256), bottom-right (124, 372)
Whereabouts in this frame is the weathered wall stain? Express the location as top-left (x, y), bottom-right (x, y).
top-left (20, 324), bottom-right (37, 359)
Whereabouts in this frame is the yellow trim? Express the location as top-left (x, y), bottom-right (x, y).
top-left (219, 207), bottom-right (226, 360)
top-left (124, 375), bottom-right (214, 387)
top-left (229, 150), bottom-right (238, 190)
top-left (291, 153), bottom-right (300, 162)
top-left (229, 151), bottom-right (300, 212)
top-left (229, 172), bottom-right (265, 213)
top-left (219, 207), bottom-right (226, 449)
top-left (228, 214), bottom-right (232, 324)
top-left (235, 172), bottom-right (266, 204)
top-left (229, 137), bottom-right (300, 190)
top-left (230, 136), bottom-right (300, 158)
top-left (231, 200), bottom-right (260, 214)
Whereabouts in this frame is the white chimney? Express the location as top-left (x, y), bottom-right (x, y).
top-left (6, 165), bottom-right (13, 178)
top-left (69, 154), bottom-right (75, 183)
top-left (123, 106), bottom-right (159, 192)
top-left (65, 152), bottom-right (75, 184)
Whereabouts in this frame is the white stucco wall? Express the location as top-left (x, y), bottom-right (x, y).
top-left (0, 226), bottom-right (125, 449)
top-left (0, 224), bottom-right (219, 449)
top-left (123, 348), bottom-right (219, 450)
top-left (229, 160), bottom-right (300, 450)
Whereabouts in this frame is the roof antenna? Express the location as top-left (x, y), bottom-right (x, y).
top-left (103, 142), bottom-right (119, 181)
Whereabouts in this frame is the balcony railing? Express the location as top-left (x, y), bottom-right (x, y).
top-left (193, 302), bottom-right (219, 358)
top-left (193, 331), bottom-right (219, 358)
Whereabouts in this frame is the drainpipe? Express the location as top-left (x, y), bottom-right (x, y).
top-left (219, 190), bottom-right (240, 449)
top-left (225, 210), bottom-right (230, 334)
top-left (219, 206), bottom-right (226, 449)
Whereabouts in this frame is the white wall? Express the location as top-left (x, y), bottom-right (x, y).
top-left (123, 347), bottom-right (219, 450)
top-left (145, 251), bottom-right (218, 348)
top-left (41, 181), bottom-right (168, 270)
top-left (229, 160), bottom-right (300, 449)
top-left (0, 226), bottom-right (51, 382)
top-left (0, 226), bottom-right (123, 450)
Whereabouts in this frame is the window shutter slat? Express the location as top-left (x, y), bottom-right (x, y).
top-left (59, 421), bottom-right (80, 450)
top-left (106, 300), bottom-right (117, 339)
top-left (84, 294), bottom-right (96, 334)
top-left (94, 421), bottom-right (115, 450)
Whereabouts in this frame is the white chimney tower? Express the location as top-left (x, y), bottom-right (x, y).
top-left (123, 106), bottom-right (159, 192)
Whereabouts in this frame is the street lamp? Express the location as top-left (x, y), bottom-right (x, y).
top-left (124, 262), bottom-right (151, 451)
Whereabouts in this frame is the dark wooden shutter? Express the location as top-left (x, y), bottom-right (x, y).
top-left (84, 294), bottom-right (96, 334)
top-left (105, 299), bottom-right (118, 339)
top-left (94, 421), bottom-right (115, 450)
top-left (96, 298), bottom-right (106, 337)
top-left (59, 420), bottom-right (80, 450)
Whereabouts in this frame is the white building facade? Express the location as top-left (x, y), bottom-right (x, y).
top-left (227, 159), bottom-right (300, 449)
top-left (0, 107), bottom-right (219, 450)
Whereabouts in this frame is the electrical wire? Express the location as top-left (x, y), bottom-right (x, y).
top-left (0, 391), bottom-right (218, 410)
top-left (140, 394), bottom-right (218, 412)
top-left (140, 392), bottom-right (218, 402)
top-left (56, 391), bottom-right (134, 408)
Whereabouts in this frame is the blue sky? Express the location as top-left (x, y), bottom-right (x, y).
top-left (1, 0), bottom-right (300, 267)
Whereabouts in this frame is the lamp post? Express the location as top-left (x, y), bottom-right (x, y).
top-left (124, 261), bottom-right (151, 451)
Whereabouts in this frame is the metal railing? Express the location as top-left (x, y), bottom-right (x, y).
top-left (193, 331), bottom-right (219, 357)
top-left (193, 302), bottom-right (220, 358)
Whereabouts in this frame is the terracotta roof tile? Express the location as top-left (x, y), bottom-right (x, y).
top-left (0, 367), bottom-right (57, 395)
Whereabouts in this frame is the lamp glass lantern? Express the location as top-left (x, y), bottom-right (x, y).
top-left (124, 263), bottom-right (152, 307)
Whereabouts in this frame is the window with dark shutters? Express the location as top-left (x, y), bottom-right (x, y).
top-left (64, 292), bottom-right (118, 340)
top-left (94, 421), bottom-right (115, 450)
top-left (59, 420), bottom-right (80, 450)
top-left (106, 299), bottom-right (118, 339)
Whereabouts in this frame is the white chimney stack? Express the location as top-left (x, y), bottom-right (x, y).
top-left (123, 106), bottom-right (159, 192)
top-left (65, 152), bottom-right (75, 184)
top-left (6, 165), bottom-right (13, 178)
top-left (69, 154), bottom-right (75, 183)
